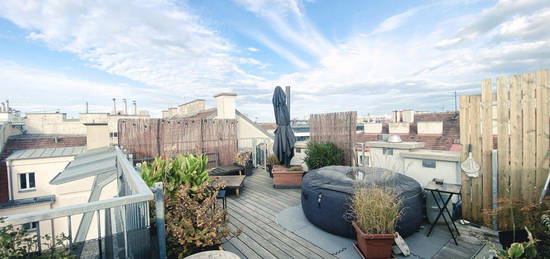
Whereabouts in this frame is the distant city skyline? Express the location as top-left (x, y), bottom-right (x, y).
top-left (1, 0), bottom-right (550, 122)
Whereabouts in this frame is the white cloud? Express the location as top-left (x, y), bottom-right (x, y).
top-left (234, 0), bottom-right (332, 63)
top-left (372, 7), bottom-right (423, 34)
top-left (247, 47), bottom-right (259, 52)
top-left (0, 60), bottom-right (169, 116)
top-left (0, 0), bottom-right (266, 100)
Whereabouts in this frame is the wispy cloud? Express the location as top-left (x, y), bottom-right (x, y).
top-left (372, 6), bottom-right (424, 34)
top-left (0, 0), bottom-right (266, 100)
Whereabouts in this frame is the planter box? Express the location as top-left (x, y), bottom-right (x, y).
top-left (352, 221), bottom-right (395, 259)
top-left (498, 229), bottom-right (528, 249)
top-left (272, 165), bottom-right (304, 189)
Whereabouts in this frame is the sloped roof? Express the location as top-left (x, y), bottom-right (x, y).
top-left (6, 146), bottom-right (85, 161)
top-left (49, 147), bottom-right (116, 185)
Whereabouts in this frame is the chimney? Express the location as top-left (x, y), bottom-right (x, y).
top-left (85, 101), bottom-right (89, 113)
top-left (5, 100), bottom-right (9, 112)
top-left (214, 93), bottom-right (236, 119)
top-left (123, 99), bottom-right (128, 115)
top-left (1, 102), bottom-right (4, 112)
top-left (112, 98), bottom-right (116, 115)
top-left (133, 100), bottom-right (137, 115)
top-left (84, 122), bottom-right (110, 149)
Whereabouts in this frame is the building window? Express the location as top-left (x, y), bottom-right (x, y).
top-left (22, 221), bottom-right (39, 232)
top-left (19, 172), bottom-right (36, 191)
top-left (383, 148), bottom-right (393, 156)
top-left (110, 132), bottom-right (118, 138)
top-left (422, 159), bottom-right (436, 168)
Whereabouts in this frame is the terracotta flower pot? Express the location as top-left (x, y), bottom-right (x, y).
top-left (272, 166), bottom-right (304, 188)
top-left (352, 221), bottom-right (395, 259)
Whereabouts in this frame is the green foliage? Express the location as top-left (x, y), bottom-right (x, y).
top-left (141, 154), bottom-right (211, 197)
top-left (165, 181), bottom-right (237, 258)
top-left (266, 154), bottom-right (279, 165)
top-left (141, 154), bottom-right (236, 257)
top-left (494, 228), bottom-right (538, 259)
top-left (287, 167), bottom-right (303, 172)
top-left (304, 141), bottom-right (343, 170)
top-left (0, 218), bottom-right (75, 258)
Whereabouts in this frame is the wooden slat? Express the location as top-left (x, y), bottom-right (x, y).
top-left (469, 95), bottom-right (483, 222)
top-left (522, 72), bottom-right (537, 202)
top-left (309, 111), bottom-right (357, 166)
top-left (481, 79), bottom-right (493, 225)
top-left (459, 95), bottom-right (472, 220)
top-left (535, 69), bottom-right (550, 199)
top-left (509, 75), bottom-right (523, 202)
top-left (496, 76), bottom-right (511, 228)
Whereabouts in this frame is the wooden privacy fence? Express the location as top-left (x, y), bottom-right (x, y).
top-left (460, 69), bottom-right (549, 226)
top-left (309, 111), bottom-right (357, 166)
top-left (118, 118), bottom-right (238, 166)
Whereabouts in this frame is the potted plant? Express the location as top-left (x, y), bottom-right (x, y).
top-left (351, 185), bottom-right (401, 259)
top-left (266, 155), bottom-right (279, 177)
top-left (492, 227), bottom-right (538, 259)
top-left (272, 166), bottom-right (304, 188)
top-left (304, 141), bottom-right (343, 170)
top-left (234, 151), bottom-right (254, 176)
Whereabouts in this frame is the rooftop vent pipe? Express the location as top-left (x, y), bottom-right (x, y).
top-left (123, 99), bottom-right (128, 115)
top-left (133, 100), bottom-right (137, 115)
top-left (112, 98), bottom-right (116, 115)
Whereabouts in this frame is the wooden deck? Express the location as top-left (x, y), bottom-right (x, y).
top-left (222, 169), bottom-right (497, 259)
top-left (222, 169), bottom-right (336, 259)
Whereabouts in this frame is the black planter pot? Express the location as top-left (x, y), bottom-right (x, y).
top-left (244, 160), bottom-right (254, 176)
top-left (267, 164), bottom-right (273, 177)
top-left (498, 229), bottom-right (528, 249)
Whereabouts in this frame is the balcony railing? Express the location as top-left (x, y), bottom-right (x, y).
top-left (1, 146), bottom-right (155, 258)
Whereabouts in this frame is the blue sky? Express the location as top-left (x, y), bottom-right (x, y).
top-left (1, 0), bottom-right (550, 121)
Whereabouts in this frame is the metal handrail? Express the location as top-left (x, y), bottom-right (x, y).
top-left (2, 146), bottom-right (154, 225)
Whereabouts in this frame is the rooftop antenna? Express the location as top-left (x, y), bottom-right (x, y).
top-left (112, 98), bottom-right (116, 115)
top-left (285, 86), bottom-right (291, 119)
top-left (123, 98), bottom-right (128, 115)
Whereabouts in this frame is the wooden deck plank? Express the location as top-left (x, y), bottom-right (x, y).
top-left (223, 170), bottom-right (336, 259)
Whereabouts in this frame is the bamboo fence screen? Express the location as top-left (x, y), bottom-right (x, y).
top-left (118, 118), bottom-right (238, 166)
top-left (309, 111), bottom-right (357, 166)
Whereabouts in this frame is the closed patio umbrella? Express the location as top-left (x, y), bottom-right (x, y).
top-left (272, 86), bottom-right (296, 167)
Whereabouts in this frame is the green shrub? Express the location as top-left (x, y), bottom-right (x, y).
top-left (493, 228), bottom-right (538, 259)
top-left (287, 167), bottom-right (303, 172)
top-left (140, 154), bottom-right (236, 257)
top-left (304, 142), bottom-right (343, 170)
top-left (165, 181), bottom-right (236, 257)
top-left (0, 217), bottom-right (75, 258)
top-left (141, 154), bottom-right (211, 197)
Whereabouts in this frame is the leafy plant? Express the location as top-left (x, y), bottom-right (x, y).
top-left (165, 181), bottom-right (237, 258)
top-left (351, 185), bottom-right (402, 234)
top-left (287, 167), bottom-right (303, 172)
top-left (493, 228), bottom-right (538, 259)
top-left (304, 141), bottom-right (343, 170)
top-left (234, 152), bottom-right (251, 167)
top-left (0, 217), bottom-right (75, 258)
top-left (141, 154), bottom-right (211, 197)
top-left (266, 155), bottom-right (279, 165)
top-left (140, 154), bottom-right (237, 257)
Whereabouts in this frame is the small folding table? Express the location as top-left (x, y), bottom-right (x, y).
top-left (424, 181), bottom-right (462, 245)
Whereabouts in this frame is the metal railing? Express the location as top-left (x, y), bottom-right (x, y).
top-left (2, 146), bottom-right (155, 258)
top-left (237, 138), bottom-right (272, 169)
